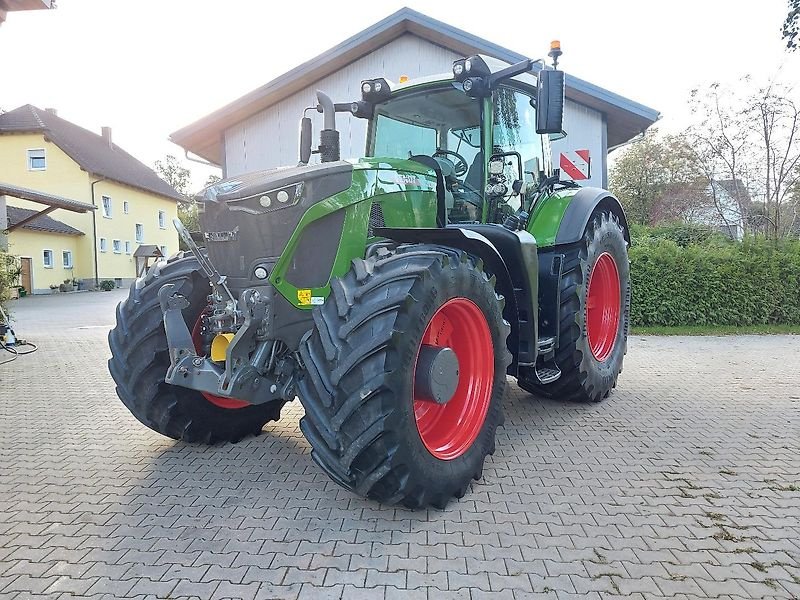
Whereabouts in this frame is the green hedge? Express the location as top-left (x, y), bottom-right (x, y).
top-left (630, 238), bottom-right (800, 327)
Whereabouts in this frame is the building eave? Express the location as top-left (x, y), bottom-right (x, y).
top-left (170, 7), bottom-right (660, 165)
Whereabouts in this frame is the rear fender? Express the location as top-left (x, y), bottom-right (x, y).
top-left (374, 226), bottom-right (536, 375)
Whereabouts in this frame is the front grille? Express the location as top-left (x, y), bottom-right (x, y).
top-left (368, 202), bottom-right (385, 237)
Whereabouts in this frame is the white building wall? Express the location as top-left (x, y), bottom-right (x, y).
top-left (224, 34), bottom-right (608, 189)
top-left (225, 35), bottom-right (462, 175)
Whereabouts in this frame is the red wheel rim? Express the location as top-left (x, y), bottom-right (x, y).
top-left (586, 252), bottom-right (621, 362)
top-left (412, 298), bottom-right (494, 461)
top-left (190, 312), bottom-right (250, 410)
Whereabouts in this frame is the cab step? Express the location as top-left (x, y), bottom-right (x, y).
top-left (535, 363), bottom-right (561, 384)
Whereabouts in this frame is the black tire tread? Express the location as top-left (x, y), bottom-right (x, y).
top-left (297, 245), bottom-right (511, 509)
top-left (520, 210), bottom-right (629, 402)
top-left (108, 253), bottom-right (283, 444)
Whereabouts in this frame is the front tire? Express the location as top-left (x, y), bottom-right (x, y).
top-left (520, 210), bottom-right (630, 402)
top-left (297, 245), bottom-right (511, 508)
top-left (108, 253), bottom-right (284, 443)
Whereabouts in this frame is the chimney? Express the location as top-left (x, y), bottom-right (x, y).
top-left (45, 108), bottom-right (57, 116)
top-left (101, 126), bottom-right (112, 148)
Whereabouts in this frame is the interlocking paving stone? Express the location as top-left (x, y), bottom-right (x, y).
top-left (1, 290), bottom-right (799, 599)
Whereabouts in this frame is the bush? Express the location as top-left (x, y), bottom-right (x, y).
top-left (0, 251), bottom-right (21, 308)
top-left (100, 279), bottom-right (116, 291)
top-left (630, 223), bottom-right (731, 247)
top-left (630, 237), bottom-right (800, 327)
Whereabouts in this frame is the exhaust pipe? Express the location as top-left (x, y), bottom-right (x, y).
top-left (316, 90), bottom-right (340, 163)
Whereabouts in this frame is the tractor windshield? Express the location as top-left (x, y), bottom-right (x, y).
top-left (371, 86), bottom-right (484, 220)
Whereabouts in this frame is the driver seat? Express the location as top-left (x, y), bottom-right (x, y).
top-left (464, 151), bottom-right (484, 192)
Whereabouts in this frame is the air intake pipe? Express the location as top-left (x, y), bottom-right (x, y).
top-left (316, 90), bottom-right (340, 163)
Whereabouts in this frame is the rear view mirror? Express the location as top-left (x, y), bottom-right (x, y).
top-left (536, 70), bottom-right (565, 134)
top-left (299, 117), bottom-right (312, 164)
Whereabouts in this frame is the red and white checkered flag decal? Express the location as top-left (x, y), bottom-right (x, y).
top-left (559, 149), bottom-right (591, 180)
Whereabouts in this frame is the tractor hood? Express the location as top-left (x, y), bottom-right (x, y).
top-left (197, 157), bottom-right (434, 206)
top-left (197, 157), bottom-right (437, 292)
top-left (197, 160), bottom-right (354, 206)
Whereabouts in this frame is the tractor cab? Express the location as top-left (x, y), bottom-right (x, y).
top-left (360, 56), bottom-right (563, 224)
top-left (363, 55), bottom-right (559, 227)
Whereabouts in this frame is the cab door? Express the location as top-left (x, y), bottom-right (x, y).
top-left (488, 86), bottom-right (549, 220)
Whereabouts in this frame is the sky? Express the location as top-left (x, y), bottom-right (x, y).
top-left (1, 0), bottom-right (798, 189)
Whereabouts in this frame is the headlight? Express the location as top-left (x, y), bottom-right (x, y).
top-left (465, 59), bottom-right (472, 73)
top-left (462, 78), bottom-right (473, 92)
top-left (227, 182), bottom-right (305, 215)
top-left (453, 63), bottom-right (464, 76)
top-left (361, 82), bottom-right (372, 94)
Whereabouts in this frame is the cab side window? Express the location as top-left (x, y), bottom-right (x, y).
top-left (492, 87), bottom-right (546, 210)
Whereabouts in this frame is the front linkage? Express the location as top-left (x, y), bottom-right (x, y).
top-left (158, 219), bottom-right (298, 406)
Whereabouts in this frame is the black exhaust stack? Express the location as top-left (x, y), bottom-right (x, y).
top-left (316, 91), bottom-right (340, 163)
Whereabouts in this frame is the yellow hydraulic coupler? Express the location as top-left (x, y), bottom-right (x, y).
top-left (210, 333), bottom-right (235, 362)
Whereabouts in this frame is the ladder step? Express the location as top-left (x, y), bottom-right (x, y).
top-left (535, 364), bottom-right (561, 384)
top-left (537, 336), bottom-right (556, 354)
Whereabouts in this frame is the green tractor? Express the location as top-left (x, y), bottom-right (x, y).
top-left (108, 44), bottom-right (631, 508)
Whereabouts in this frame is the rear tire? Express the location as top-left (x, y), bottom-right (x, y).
top-left (520, 210), bottom-right (630, 402)
top-left (297, 245), bottom-right (511, 508)
top-left (108, 253), bottom-right (284, 443)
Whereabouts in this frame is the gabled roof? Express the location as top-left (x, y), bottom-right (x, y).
top-left (170, 7), bottom-right (660, 164)
top-left (6, 206), bottom-right (84, 236)
top-left (0, 105), bottom-right (183, 202)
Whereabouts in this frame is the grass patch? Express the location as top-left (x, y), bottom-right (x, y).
top-left (750, 561), bottom-right (768, 573)
top-left (632, 324), bottom-right (800, 336)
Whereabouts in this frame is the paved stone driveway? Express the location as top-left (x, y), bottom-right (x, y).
top-left (1, 290), bottom-right (798, 600)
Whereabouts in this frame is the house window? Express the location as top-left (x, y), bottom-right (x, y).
top-left (159, 245), bottom-right (167, 257)
top-left (101, 196), bottom-right (112, 218)
top-left (135, 223), bottom-right (144, 243)
top-left (43, 249), bottom-right (54, 268)
top-left (27, 148), bottom-right (46, 171)
top-left (158, 210), bottom-right (166, 229)
top-left (99, 238), bottom-right (108, 253)
top-left (125, 241), bottom-right (131, 255)
top-left (112, 239), bottom-right (122, 254)
top-left (62, 250), bottom-right (73, 269)
top-left (123, 201), bottom-right (129, 214)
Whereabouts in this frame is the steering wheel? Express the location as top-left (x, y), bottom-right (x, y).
top-left (433, 149), bottom-right (469, 177)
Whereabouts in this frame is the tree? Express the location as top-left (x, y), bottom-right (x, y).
top-left (154, 155), bottom-right (198, 247)
top-left (687, 80), bottom-right (800, 239)
top-left (154, 154), bottom-right (191, 199)
top-left (784, 0), bottom-right (799, 50)
top-left (608, 129), bottom-right (706, 226)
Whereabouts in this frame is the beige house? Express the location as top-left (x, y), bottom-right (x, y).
top-left (1, 105), bottom-right (181, 294)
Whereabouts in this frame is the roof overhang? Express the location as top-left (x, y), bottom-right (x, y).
top-left (0, 182), bottom-right (95, 212)
top-left (0, 0), bottom-right (53, 24)
top-left (170, 7), bottom-right (660, 164)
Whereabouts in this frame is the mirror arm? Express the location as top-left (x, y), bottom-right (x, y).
top-left (486, 58), bottom-right (544, 88)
